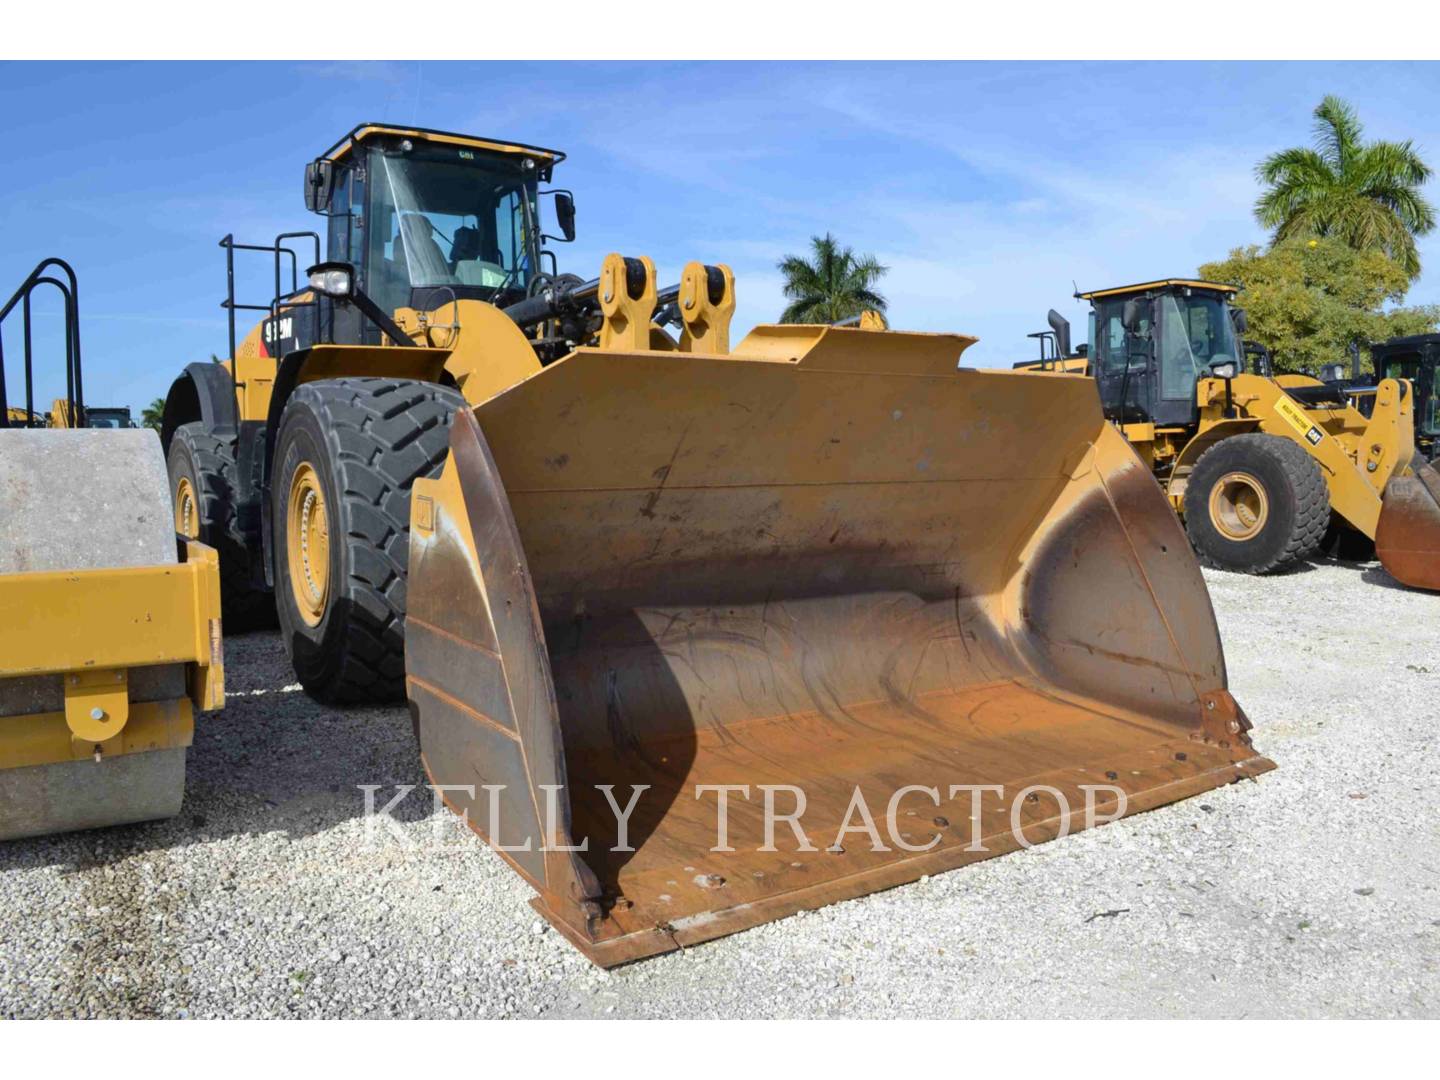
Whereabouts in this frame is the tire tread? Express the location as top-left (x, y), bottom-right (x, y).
top-left (170, 422), bottom-right (272, 628)
top-left (1184, 432), bottom-right (1330, 574)
top-left (278, 377), bottom-right (464, 703)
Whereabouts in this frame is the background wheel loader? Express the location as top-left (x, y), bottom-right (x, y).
top-left (1040, 279), bottom-right (1440, 589)
top-left (48, 398), bottom-right (135, 429)
top-left (0, 259), bottom-right (224, 840)
top-left (1366, 334), bottom-right (1439, 462)
top-left (152, 123), bottom-right (1276, 964)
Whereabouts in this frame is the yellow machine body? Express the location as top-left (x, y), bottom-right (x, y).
top-left (0, 546), bottom-right (224, 770)
top-left (47, 397), bottom-right (77, 428)
top-left (1145, 372), bottom-right (1413, 536)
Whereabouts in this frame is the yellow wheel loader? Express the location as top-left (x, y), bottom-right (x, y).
top-left (48, 398), bottom-right (135, 429)
top-left (160, 125), bottom-right (1273, 964)
top-left (1, 259), bottom-right (224, 840)
top-left (1043, 280), bottom-right (1440, 589)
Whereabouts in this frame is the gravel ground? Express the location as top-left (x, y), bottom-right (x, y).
top-left (2, 556), bottom-right (1436, 1018)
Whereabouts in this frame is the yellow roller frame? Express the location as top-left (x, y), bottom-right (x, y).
top-left (0, 541), bottom-right (224, 767)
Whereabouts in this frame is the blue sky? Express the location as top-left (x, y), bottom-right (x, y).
top-left (3, 60), bottom-right (1439, 413)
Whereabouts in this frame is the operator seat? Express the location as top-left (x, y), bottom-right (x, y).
top-left (395, 214), bottom-right (452, 284)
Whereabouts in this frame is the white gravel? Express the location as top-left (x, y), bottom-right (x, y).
top-left (2, 557), bottom-right (1437, 1018)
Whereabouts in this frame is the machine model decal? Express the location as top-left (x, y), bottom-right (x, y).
top-left (1275, 394), bottom-right (1325, 446)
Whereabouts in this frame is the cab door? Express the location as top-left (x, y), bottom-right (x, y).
top-left (1151, 292), bottom-right (1207, 427)
top-left (1092, 296), bottom-right (1156, 424)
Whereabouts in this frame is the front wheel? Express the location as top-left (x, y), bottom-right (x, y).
top-left (1183, 433), bottom-right (1329, 574)
top-left (271, 377), bottom-right (465, 703)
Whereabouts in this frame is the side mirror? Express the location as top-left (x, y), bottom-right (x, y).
top-left (1243, 340), bottom-right (1272, 378)
top-left (1046, 309), bottom-right (1071, 358)
top-left (304, 159), bottom-right (338, 213)
top-left (1232, 307), bottom-right (1248, 334)
top-left (1121, 299), bottom-right (1142, 333)
top-left (552, 191), bottom-right (576, 242)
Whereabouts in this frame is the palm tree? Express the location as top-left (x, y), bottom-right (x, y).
top-left (777, 233), bottom-right (888, 324)
top-left (141, 397), bottom-right (165, 431)
top-left (1256, 95), bottom-right (1436, 279)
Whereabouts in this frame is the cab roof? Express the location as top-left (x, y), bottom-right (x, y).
top-left (321, 123), bottom-right (565, 166)
top-left (1077, 279), bottom-right (1239, 301)
top-left (1374, 332), bottom-right (1440, 349)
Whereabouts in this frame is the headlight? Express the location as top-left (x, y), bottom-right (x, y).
top-left (1210, 361), bottom-right (1237, 380)
top-left (306, 263), bottom-right (353, 298)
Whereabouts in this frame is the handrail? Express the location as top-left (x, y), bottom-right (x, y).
top-left (218, 231), bottom-right (322, 430)
top-left (0, 258), bottom-right (83, 428)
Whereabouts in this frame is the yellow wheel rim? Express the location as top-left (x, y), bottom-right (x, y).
top-left (286, 462), bottom-right (331, 627)
top-left (1209, 471), bottom-right (1269, 542)
top-left (174, 476), bottom-right (198, 539)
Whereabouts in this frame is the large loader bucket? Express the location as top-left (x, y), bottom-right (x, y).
top-left (1376, 455), bottom-right (1440, 591)
top-left (406, 326), bottom-right (1274, 966)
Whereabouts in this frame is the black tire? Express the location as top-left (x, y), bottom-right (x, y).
top-left (270, 377), bottom-right (465, 704)
top-left (1183, 433), bottom-right (1330, 574)
top-left (166, 422), bottom-right (274, 630)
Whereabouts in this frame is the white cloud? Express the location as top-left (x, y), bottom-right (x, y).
top-left (764, 85), bottom-right (1276, 366)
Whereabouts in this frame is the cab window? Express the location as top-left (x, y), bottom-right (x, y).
top-left (1091, 298), bottom-right (1150, 375)
top-left (1156, 293), bottom-right (1240, 400)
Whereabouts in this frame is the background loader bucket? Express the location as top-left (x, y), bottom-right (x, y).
top-left (1376, 455), bottom-right (1440, 591)
top-left (406, 327), bottom-right (1274, 966)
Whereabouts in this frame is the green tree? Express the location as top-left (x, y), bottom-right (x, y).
top-left (777, 233), bottom-right (888, 324)
top-left (141, 397), bottom-right (165, 431)
top-left (1255, 95), bottom-right (1436, 279)
top-left (1199, 238), bottom-right (1440, 374)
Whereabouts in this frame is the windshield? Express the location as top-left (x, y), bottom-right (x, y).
top-left (85, 410), bottom-right (131, 428)
top-left (1156, 293), bottom-right (1240, 400)
top-left (1386, 355), bottom-right (1439, 435)
top-left (364, 145), bottom-right (539, 315)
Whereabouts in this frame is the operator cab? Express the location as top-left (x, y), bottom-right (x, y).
top-left (1371, 333), bottom-right (1440, 458)
top-left (1080, 280), bottom-right (1244, 427)
top-left (83, 407), bottom-right (135, 429)
top-left (301, 124), bottom-right (570, 346)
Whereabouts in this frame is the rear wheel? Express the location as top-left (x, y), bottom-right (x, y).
top-left (1183, 433), bottom-right (1329, 574)
top-left (167, 422), bottom-right (273, 629)
top-left (271, 377), bottom-right (464, 704)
